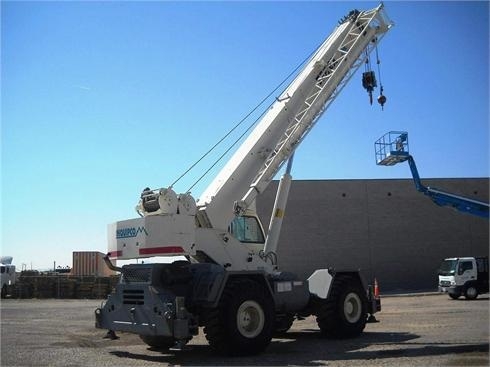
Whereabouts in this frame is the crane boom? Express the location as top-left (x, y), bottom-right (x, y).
top-left (199, 4), bottom-right (393, 231)
top-left (110, 4), bottom-right (393, 263)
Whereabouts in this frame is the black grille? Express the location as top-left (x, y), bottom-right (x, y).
top-left (123, 289), bottom-right (144, 305)
top-left (122, 267), bottom-right (151, 283)
top-left (440, 280), bottom-right (451, 287)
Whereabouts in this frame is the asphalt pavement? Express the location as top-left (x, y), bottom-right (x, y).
top-left (1, 293), bottom-right (489, 366)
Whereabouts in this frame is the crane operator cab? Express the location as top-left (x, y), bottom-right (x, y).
top-left (228, 214), bottom-right (266, 253)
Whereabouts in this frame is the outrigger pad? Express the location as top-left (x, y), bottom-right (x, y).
top-left (103, 330), bottom-right (119, 340)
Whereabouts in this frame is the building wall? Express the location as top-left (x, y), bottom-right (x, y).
top-left (256, 178), bottom-right (489, 292)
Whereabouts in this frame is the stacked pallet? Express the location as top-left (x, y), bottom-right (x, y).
top-left (91, 277), bottom-right (113, 299)
top-left (33, 276), bottom-right (55, 298)
top-left (76, 276), bottom-right (96, 298)
top-left (56, 277), bottom-right (77, 298)
top-left (11, 275), bottom-right (119, 299)
top-left (12, 281), bottom-right (34, 298)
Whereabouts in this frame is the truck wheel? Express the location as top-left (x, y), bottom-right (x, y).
top-left (315, 275), bottom-right (367, 338)
top-left (139, 335), bottom-right (175, 349)
top-left (202, 278), bottom-right (274, 356)
top-left (464, 286), bottom-right (478, 300)
top-left (448, 293), bottom-right (460, 300)
top-left (1, 285), bottom-right (7, 299)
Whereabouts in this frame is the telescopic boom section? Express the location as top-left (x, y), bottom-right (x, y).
top-left (199, 4), bottom-right (393, 230)
top-left (375, 131), bottom-right (490, 219)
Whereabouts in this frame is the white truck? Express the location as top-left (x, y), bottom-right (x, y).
top-left (438, 257), bottom-right (489, 300)
top-left (1, 256), bottom-right (16, 298)
top-left (95, 4), bottom-right (392, 355)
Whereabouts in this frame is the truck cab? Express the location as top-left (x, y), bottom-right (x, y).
top-left (1, 256), bottom-right (16, 298)
top-left (438, 257), bottom-right (489, 300)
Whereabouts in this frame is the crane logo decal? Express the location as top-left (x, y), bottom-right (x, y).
top-left (116, 226), bottom-right (148, 239)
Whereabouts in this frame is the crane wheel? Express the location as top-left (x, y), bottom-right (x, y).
top-left (202, 278), bottom-right (274, 356)
top-left (315, 275), bottom-right (368, 338)
top-left (139, 335), bottom-right (175, 349)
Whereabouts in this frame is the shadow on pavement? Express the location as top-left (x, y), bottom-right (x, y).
top-left (108, 329), bottom-right (487, 366)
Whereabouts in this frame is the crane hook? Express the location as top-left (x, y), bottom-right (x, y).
top-left (377, 94), bottom-right (386, 110)
top-left (377, 86), bottom-right (386, 110)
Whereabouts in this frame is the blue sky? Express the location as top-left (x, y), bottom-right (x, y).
top-left (2, 1), bottom-right (489, 270)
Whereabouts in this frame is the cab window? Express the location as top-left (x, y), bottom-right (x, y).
top-left (229, 216), bottom-right (265, 244)
top-left (458, 261), bottom-right (473, 275)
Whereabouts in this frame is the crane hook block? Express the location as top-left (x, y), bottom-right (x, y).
top-left (362, 71), bottom-right (377, 105)
top-left (377, 94), bottom-right (387, 109)
top-left (362, 71), bottom-right (377, 92)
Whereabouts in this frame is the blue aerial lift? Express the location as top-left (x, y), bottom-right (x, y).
top-left (375, 131), bottom-right (489, 219)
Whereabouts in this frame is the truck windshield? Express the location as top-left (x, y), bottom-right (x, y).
top-left (438, 260), bottom-right (458, 276)
top-left (229, 216), bottom-right (265, 244)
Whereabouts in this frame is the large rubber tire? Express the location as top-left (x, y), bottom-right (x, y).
top-left (315, 275), bottom-right (368, 338)
top-left (1, 285), bottom-right (7, 299)
top-left (464, 286), bottom-right (478, 300)
top-left (202, 278), bottom-right (274, 356)
top-left (448, 293), bottom-right (460, 300)
top-left (139, 335), bottom-right (175, 349)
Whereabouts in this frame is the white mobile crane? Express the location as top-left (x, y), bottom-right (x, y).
top-left (96, 4), bottom-right (393, 355)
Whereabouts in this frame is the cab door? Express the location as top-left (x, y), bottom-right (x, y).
top-left (456, 260), bottom-right (477, 286)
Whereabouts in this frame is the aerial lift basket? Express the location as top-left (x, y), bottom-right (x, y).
top-left (375, 131), bottom-right (410, 166)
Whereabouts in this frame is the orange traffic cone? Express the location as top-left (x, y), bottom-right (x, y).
top-left (374, 278), bottom-right (380, 299)
top-left (367, 277), bottom-right (381, 323)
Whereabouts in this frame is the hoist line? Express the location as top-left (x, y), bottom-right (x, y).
top-left (185, 102), bottom-right (272, 194)
top-left (171, 40), bottom-right (323, 192)
top-left (375, 40), bottom-right (383, 90)
top-left (364, 49), bottom-right (372, 72)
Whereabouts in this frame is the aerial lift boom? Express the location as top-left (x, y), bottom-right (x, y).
top-left (375, 131), bottom-right (489, 219)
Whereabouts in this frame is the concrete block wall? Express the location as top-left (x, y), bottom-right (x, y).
top-left (256, 178), bottom-right (489, 292)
